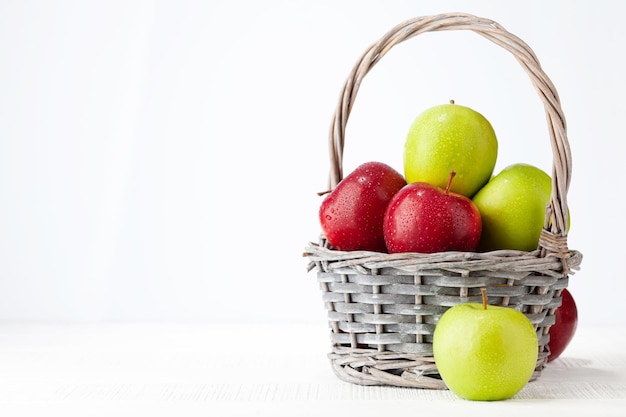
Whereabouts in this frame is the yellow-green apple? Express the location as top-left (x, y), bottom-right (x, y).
top-left (404, 101), bottom-right (498, 197)
top-left (472, 163), bottom-right (553, 252)
top-left (319, 161), bottom-right (406, 252)
top-left (547, 288), bottom-right (578, 361)
top-left (383, 171), bottom-right (482, 253)
top-left (433, 289), bottom-right (538, 401)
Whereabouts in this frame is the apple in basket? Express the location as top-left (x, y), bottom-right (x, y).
top-left (472, 163), bottom-right (557, 252)
top-left (547, 288), bottom-right (578, 361)
top-left (383, 171), bottom-right (482, 253)
top-left (433, 288), bottom-right (538, 401)
top-left (404, 101), bottom-right (498, 197)
top-left (319, 161), bottom-right (406, 252)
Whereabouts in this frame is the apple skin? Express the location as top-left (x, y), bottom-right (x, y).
top-left (319, 161), bottom-right (406, 252)
top-left (433, 300), bottom-right (539, 401)
top-left (404, 102), bottom-right (498, 197)
top-left (547, 288), bottom-right (578, 362)
top-left (383, 175), bottom-right (482, 254)
top-left (472, 163), bottom-right (552, 252)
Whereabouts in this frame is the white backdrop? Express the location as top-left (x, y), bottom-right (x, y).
top-left (0, 0), bottom-right (622, 325)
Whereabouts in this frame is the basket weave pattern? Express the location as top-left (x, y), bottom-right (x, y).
top-left (304, 13), bottom-right (582, 389)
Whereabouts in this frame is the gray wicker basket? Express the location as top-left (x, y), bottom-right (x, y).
top-left (304, 13), bottom-right (582, 389)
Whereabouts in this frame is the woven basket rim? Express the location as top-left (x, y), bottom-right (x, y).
top-left (305, 236), bottom-right (583, 277)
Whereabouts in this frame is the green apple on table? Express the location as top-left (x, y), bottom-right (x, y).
top-left (404, 101), bottom-right (498, 197)
top-left (433, 288), bottom-right (538, 401)
top-left (472, 163), bottom-right (555, 252)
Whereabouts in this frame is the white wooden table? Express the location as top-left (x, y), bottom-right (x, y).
top-left (0, 322), bottom-right (624, 416)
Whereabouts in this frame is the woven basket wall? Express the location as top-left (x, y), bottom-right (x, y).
top-left (304, 13), bottom-right (582, 389)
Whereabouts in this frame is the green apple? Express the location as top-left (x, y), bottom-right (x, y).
top-left (433, 289), bottom-right (538, 401)
top-left (404, 102), bottom-right (498, 197)
top-left (472, 163), bottom-right (552, 252)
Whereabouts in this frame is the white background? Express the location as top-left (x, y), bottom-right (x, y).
top-left (0, 0), bottom-right (622, 326)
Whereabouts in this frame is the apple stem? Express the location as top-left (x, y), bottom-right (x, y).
top-left (445, 171), bottom-right (456, 194)
top-left (450, 99), bottom-right (455, 105)
top-left (481, 288), bottom-right (487, 310)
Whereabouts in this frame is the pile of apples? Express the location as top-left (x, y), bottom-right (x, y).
top-left (319, 101), bottom-right (556, 255)
top-left (317, 101), bottom-right (578, 400)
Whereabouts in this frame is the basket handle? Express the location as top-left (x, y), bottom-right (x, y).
top-left (327, 13), bottom-right (572, 239)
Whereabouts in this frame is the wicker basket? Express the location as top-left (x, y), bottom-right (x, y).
top-left (304, 13), bottom-right (582, 389)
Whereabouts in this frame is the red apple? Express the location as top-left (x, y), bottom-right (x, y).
top-left (383, 171), bottom-right (482, 253)
top-left (319, 161), bottom-right (406, 252)
top-left (547, 288), bottom-right (578, 362)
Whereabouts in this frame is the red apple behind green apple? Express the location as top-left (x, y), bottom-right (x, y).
top-left (547, 288), bottom-right (578, 362)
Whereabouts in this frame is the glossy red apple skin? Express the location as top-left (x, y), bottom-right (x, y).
top-left (383, 180), bottom-right (482, 254)
top-left (319, 161), bottom-right (406, 252)
top-left (548, 288), bottom-right (578, 362)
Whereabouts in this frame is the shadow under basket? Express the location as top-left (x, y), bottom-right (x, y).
top-left (303, 13), bottom-right (582, 389)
